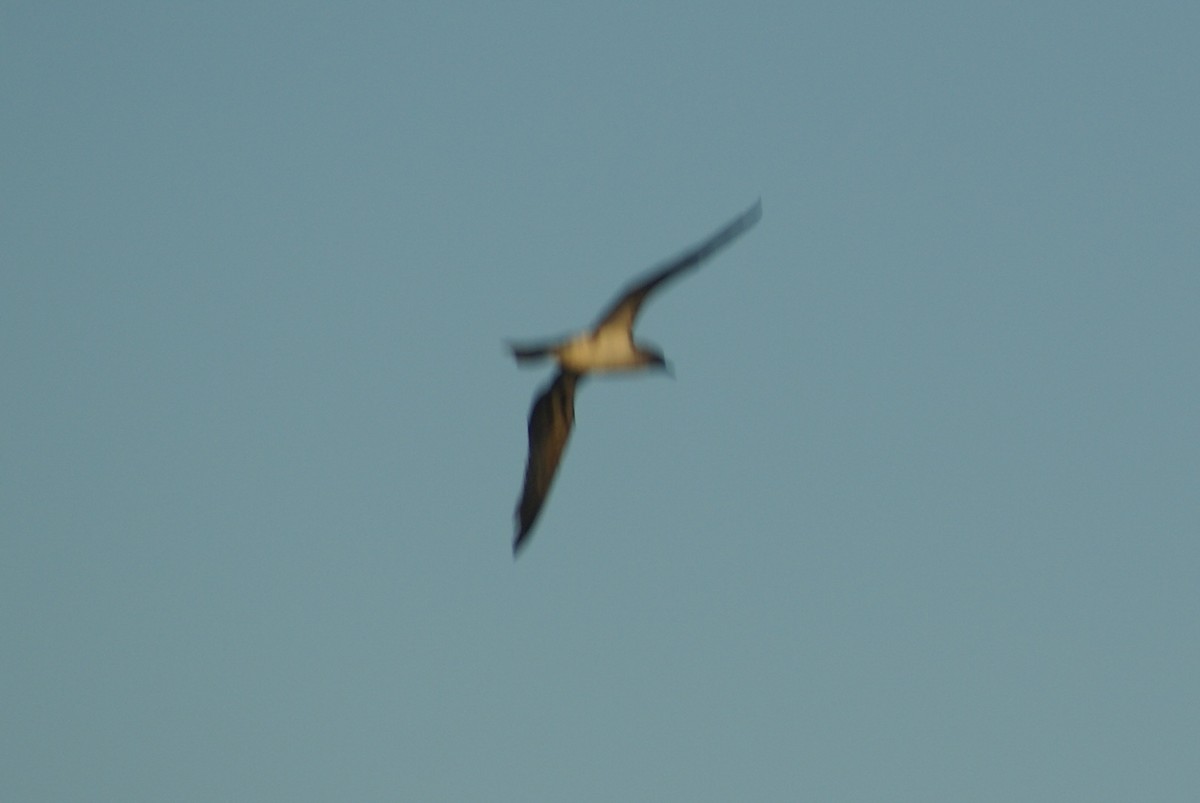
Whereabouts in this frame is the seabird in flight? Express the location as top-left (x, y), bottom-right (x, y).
top-left (508, 200), bottom-right (762, 555)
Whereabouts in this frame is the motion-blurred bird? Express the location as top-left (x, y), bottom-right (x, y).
top-left (508, 200), bottom-right (762, 555)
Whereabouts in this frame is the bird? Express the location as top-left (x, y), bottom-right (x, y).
top-left (508, 200), bottom-right (762, 555)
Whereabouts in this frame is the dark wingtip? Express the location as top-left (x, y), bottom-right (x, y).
top-left (746, 197), bottom-right (763, 224)
top-left (513, 513), bottom-right (533, 557)
top-left (513, 529), bottom-right (530, 558)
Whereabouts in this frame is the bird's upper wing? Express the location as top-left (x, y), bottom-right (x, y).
top-left (514, 370), bottom-right (580, 555)
top-left (593, 199), bottom-right (762, 333)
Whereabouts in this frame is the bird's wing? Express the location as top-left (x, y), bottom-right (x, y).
top-left (514, 370), bottom-right (580, 555)
top-left (593, 199), bottom-right (762, 333)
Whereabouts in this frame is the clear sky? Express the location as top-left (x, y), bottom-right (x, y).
top-left (3, 3), bottom-right (1197, 800)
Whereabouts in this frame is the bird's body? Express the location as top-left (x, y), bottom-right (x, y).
top-left (553, 328), bottom-right (653, 373)
top-left (509, 307), bottom-right (659, 373)
top-left (509, 200), bottom-right (762, 555)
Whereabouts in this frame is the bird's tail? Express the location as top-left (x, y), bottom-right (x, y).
top-left (507, 340), bottom-right (558, 364)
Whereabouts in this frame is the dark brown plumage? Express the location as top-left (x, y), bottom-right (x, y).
top-left (592, 200), bottom-right (764, 335)
top-left (513, 370), bottom-right (579, 554)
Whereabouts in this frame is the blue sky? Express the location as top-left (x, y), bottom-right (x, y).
top-left (3, 2), bottom-right (1198, 800)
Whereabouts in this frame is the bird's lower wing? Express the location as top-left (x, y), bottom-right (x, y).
top-left (514, 371), bottom-right (579, 555)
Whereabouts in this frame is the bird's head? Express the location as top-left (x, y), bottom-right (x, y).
top-left (644, 347), bottom-right (674, 377)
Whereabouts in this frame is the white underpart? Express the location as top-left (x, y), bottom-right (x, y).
top-left (558, 327), bottom-right (642, 373)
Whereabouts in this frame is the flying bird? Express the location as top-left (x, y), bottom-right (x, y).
top-left (509, 200), bottom-right (762, 555)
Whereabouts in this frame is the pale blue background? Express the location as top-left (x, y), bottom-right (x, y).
top-left (3, 3), bottom-right (1198, 800)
